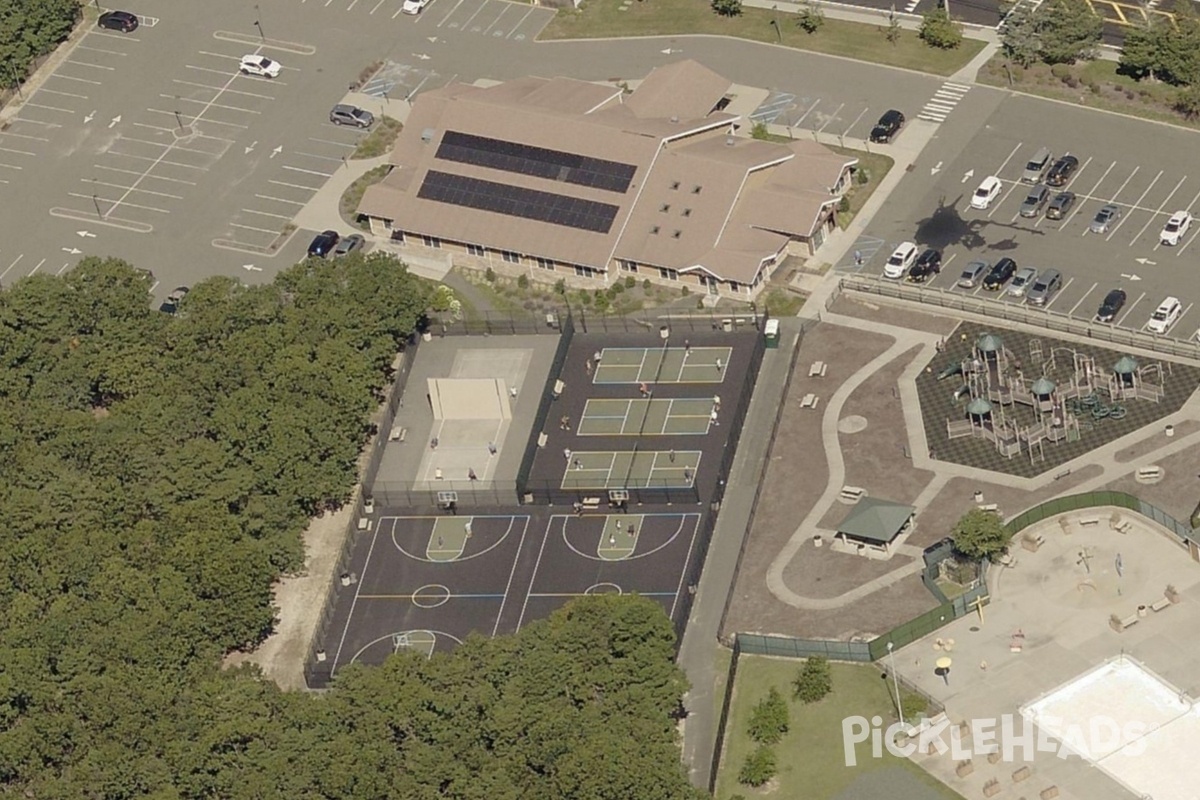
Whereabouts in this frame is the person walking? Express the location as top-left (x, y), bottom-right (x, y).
top-left (564, 447), bottom-right (572, 461)
top-left (487, 441), bottom-right (497, 456)
top-left (669, 449), bottom-right (676, 463)
top-left (468, 468), bottom-right (477, 481)
top-left (715, 357), bottom-right (724, 372)
top-left (464, 521), bottom-right (472, 537)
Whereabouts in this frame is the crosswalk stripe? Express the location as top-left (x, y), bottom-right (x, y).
top-left (943, 82), bottom-right (972, 91)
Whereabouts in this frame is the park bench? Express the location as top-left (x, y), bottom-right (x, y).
top-left (389, 426), bottom-right (408, 442)
top-left (809, 361), bottom-right (828, 377)
top-left (839, 486), bottom-right (866, 503)
top-left (978, 503), bottom-right (999, 514)
top-left (1151, 597), bottom-right (1172, 612)
top-left (580, 497), bottom-right (602, 509)
top-left (1079, 516), bottom-right (1100, 526)
top-left (800, 393), bottom-right (821, 409)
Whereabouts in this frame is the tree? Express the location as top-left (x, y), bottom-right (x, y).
top-left (747, 686), bottom-right (789, 744)
top-left (885, 11), bottom-right (902, 46)
top-left (1174, 84), bottom-right (1200, 119)
top-left (919, 8), bottom-right (963, 49)
top-left (712, 0), bottom-right (743, 16)
top-left (951, 508), bottom-right (1013, 560)
top-left (1119, 21), bottom-right (1165, 82)
top-left (1001, 5), bottom-right (1040, 67)
top-left (792, 656), bottom-right (833, 703)
top-left (750, 121), bottom-right (770, 140)
top-left (795, 0), bottom-right (825, 33)
top-left (1035, 0), bottom-right (1102, 64)
top-left (738, 745), bottom-right (778, 787)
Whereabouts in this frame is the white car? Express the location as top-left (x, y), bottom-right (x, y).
top-left (240, 54), bottom-right (282, 78)
top-left (1146, 297), bottom-right (1182, 335)
top-left (883, 241), bottom-right (918, 280)
top-left (402, 0), bottom-right (429, 12)
top-left (970, 176), bottom-right (1003, 210)
top-left (1160, 210), bottom-right (1192, 246)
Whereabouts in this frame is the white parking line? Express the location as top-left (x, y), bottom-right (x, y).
top-left (148, 108), bottom-right (247, 129)
top-left (77, 44), bottom-right (128, 56)
top-left (241, 208), bottom-right (292, 219)
top-left (294, 151), bottom-right (345, 163)
top-left (1083, 165), bottom-right (1138, 236)
top-left (84, 179), bottom-right (184, 200)
top-left (815, 103), bottom-right (845, 135)
top-left (1061, 160), bottom-right (1115, 229)
top-left (0, 255), bottom-right (23, 280)
top-left (256, 193), bottom-right (305, 205)
top-left (281, 165), bottom-right (332, 177)
top-left (793, 99), bottom-right (821, 128)
top-left (15, 118), bottom-right (62, 127)
top-left (1116, 291), bottom-right (1146, 328)
top-left (371, 0), bottom-right (389, 11)
top-left (37, 88), bottom-right (88, 99)
top-left (1174, 303), bottom-right (1195, 334)
top-left (105, 151), bottom-right (209, 170)
top-left (992, 142), bottom-right (1024, 178)
top-left (56, 262), bottom-right (71, 276)
top-left (46, 73), bottom-right (102, 85)
top-left (69, 192), bottom-right (170, 213)
top-left (117, 136), bottom-right (224, 156)
top-left (66, 60), bottom-right (115, 71)
top-left (308, 137), bottom-right (356, 148)
top-left (1068, 281), bottom-right (1098, 316)
top-left (24, 103), bottom-right (74, 113)
top-left (1132, 175), bottom-right (1185, 247)
top-left (91, 31), bottom-right (140, 42)
top-left (0, 162), bottom-right (22, 170)
top-left (989, 181), bottom-right (1023, 219)
top-left (1046, 277), bottom-right (1074, 308)
top-left (96, 164), bottom-right (197, 185)
top-left (173, 78), bottom-right (275, 100)
top-left (26, 258), bottom-right (46, 277)
top-left (165, 95), bottom-right (262, 115)
top-left (268, 179), bottom-right (318, 190)
top-left (231, 222), bottom-right (280, 235)
top-left (507, 6), bottom-right (536, 36)
top-left (186, 65), bottom-right (238, 78)
top-left (1107, 169), bottom-right (1162, 241)
top-left (0, 146), bottom-right (36, 157)
top-left (438, 0), bottom-right (468, 24)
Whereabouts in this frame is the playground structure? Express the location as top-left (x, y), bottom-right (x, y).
top-left (939, 334), bottom-right (1169, 465)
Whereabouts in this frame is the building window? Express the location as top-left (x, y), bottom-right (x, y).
top-left (391, 231), bottom-right (405, 242)
top-left (574, 265), bottom-right (595, 278)
top-left (660, 203), bottom-right (670, 213)
top-left (422, 235), bottom-right (441, 249)
top-left (658, 268), bottom-right (678, 281)
top-left (691, 185), bottom-right (702, 194)
top-left (682, 208), bottom-right (692, 218)
top-left (467, 244), bottom-right (485, 256)
top-left (501, 250), bottom-right (520, 264)
top-left (535, 257), bottom-right (554, 270)
top-left (670, 181), bottom-right (681, 190)
top-left (620, 260), bottom-right (638, 273)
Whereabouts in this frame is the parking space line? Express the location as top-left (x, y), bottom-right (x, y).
top-left (0, 146), bottom-right (36, 157)
top-left (255, 193), bottom-right (305, 205)
top-left (1046, 277), bottom-right (1074, 309)
top-left (186, 65), bottom-right (237, 78)
top-left (92, 31), bottom-right (141, 42)
top-left (793, 99), bottom-right (821, 128)
top-left (56, 263), bottom-right (71, 276)
top-left (69, 192), bottom-right (170, 214)
top-left (309, 137), bottom-right (356, 148)
top-left (166, 95), bottom-right (262, 115)
top-left (815, 103), bottom-right (845, 135)
top-left (48, 74), bottom-right (102, 85)
top-left (118, 136), bottom-right (225, 157)
top-left (173, 78), bottom-right (276, 100)
top-left (282, 165), bottom-right (332, 177)
top-left (294, 151), bottom-right (345, 163)
top-left (989, 180), bottom-right (1024, 219)
top-left (0, 131), bottom-right (48, 142)
top-left (26, 259), bottom-right (46, 277)
top-left (104, 151), bottom-right (209, 170)
top-left (241, 208), bottom-right (292, 219)
top-left (77, 45), bottom-right (128, 56)
top-left (1061, 160), bottom-right (1115, 229)
top-left (1068, 282), bottom-right (1098, 316)
top-left (1083, 165), bottom-right (1138, 236)
top-left (96, 164), bottom-right (197, 185)
top-left (0, 255), bottom-right (23, 280)
top-left (0, 162), bottom-right (22, 170)
top-left (66, 60), bottom-right (115, 71)
top-left (840, 107), bottom-right (869, 139)
top-left (1175, 302), bottom-right (1195, 335)
top-left (507, 6), bottom-right (537, 36)
top-left (992, 142), bottom-right (1024, 178)
top-left (147, 108), bottom-right (248, 129)
top-left (37, 88), bottom-right (88, 99)
top-left (1117, 292), bottom-right (1145, 328)
top-left (231, 222), bottom-right (280, 235)
top-left (269, 179), bottom-right (318, 190)
top-left (1107, 169), bottom-right (1160, 241)
top-left (14, 118), bottom-right (61, 128)
top-left (24, 103), bottom-right (74, 113)
top-left (371, 0), bottom-right (388, 11)
top-left (1062, 154), bottom-right (1092, 188)
top-left (1130, 174), bottom-right (1184, 247)
top-left (85, 179), bottom-right (184, 200)
top-left (198, 51), bottom-right (243, 61)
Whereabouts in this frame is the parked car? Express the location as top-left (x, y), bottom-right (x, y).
top-left (1160, 210), bottom-right (1192, 246)
top-left (907, 248), bottom-right (942, 283)
top-left (307, 230), bottom-right (341, 258)
top-left (1090, 203), bottom-right (1121, 234)
top-left (1146, 297), bottom-right (1183, 334)
top-left (1006, 266), bottom-right (1038, 298)
top-left (1026, 269), bottom-right (1063, 306)
top-left (1046, 191), bottom-right (1076, 220)
top-left (1019, 184), bottom-right (1050, 218)
top-left (1095, 288), bottom-right (1127, 323)
top-left (1045, 155), bottom-right (1079, 187)
top-left (957, 260), bottom-right (989, 289)
top-left (98, 10), bottom-right (139, 32)
top-left (971, 176), bottom-right (1003, 210)
top-left (983, 258), bottom-right (1018, 291)
top-left (333, 234), bottom-right (366, 257)
top-left (870, 110), bottom-right (905, 144)
top-left (402, 0), bottom-right (431, 13)
top-left (158, 286), bottom-right (189, 315)
top-left (1022, 147), bottom-right (1053, 183)
top-left (240, 55), bottom-right (282, 78)
top-left (883, 241), bottom-right (918, 279)
top-left (329, 104), bottom-right (375, 128)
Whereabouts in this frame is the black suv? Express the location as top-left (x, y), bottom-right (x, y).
top-left (982, 258), bottom-right (1017, 291)
top-left (907, 248), bottom-right (942, 283)
top-left (870, 110), bottom-right (905, 144)
top-left (1045, 155), bottom-right (1079, 187)
top-left (307, 230), bottom-right (340, 258)
top-left (98, 10), bottom-right (139, 32)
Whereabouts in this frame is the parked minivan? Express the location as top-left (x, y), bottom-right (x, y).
top-left (1022, 147), bottom-right (1053, 183)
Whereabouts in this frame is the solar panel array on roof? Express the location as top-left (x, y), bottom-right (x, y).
top-left (436, 130), bottom-right (637, 193)
top-left (418, 170), bottom-right (619, 234)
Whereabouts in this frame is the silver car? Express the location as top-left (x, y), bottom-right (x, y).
top-left (1090, 204), bottom-right (1121, 234)
top-left (1026, 269), bottom-right (1063, 306)
top-left (957, 260), bottom-right (989, 289)
top-left (1006, 266), bottom-right (1038, 297)
top-left (1019, 185), bottom-right (1049, 218)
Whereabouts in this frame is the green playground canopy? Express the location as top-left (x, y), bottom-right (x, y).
top-left (837, 497), bottom-right (915, 544)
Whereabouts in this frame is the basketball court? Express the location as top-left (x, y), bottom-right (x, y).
top-left (560, 449), bottom-right (701, 490)
top-left (593, 346), bottom-right (733, 385)
top-left (577, 398), bottom-right (714, 436)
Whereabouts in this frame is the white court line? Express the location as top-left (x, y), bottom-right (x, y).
top-left (173, 78), bottom-right (275, 100)
top-left (282, 165), bottom-right (332, 177)
top-left (603, 451), bottom-right (618, 488)
top-left (46, 74), bottom-right (102, 85)
top-left (23, 103), bottom-right (74, 113)
top-left (491, 517), bottom-right (529, 637)
top-left (329, 521), bottom-right (384, 673)
top-left (255, 193), bottom-right (305, 205)
top-left (77, 45), bottom-right (127, 56)
top-left (165, 95), bottom-right (262, 115)
top-left (85, 179), bottom-right (183, 200)
top-left (104, 151), bottom-right (208, 170)
top-left (647, 451), bottom-right (661, 485)
top-left (96, 164), bottom-right (196, 184)
top-left (230, 222), bottom-right (279, 234)
top-left (69, 192), bottom-right (170, 213)
top-left (1107, 169), bottom-right (1161, 241)
top-left (668, 515), bottom-right (701, 619)
top-left (0, 255), bottom-right (23, 280)
top-left (0, 146), bottom-right (35, 157)
top-left (294, 151), bottom-right (345, 163)
top-left (516, 519), bottom-right (555, 633)
top-left (240, 208), bottom-right (292, 219)
top-left (26, 258), bottom-right (47, 277)
top-left (1131, 175), bottom-right (1185, 247)
top-left (36, 88), bottom-right (88, 99)
top-left (66, 60), bottom-right (115, 71)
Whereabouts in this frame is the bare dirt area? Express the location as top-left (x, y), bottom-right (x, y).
top-left (781, 537), bottom-right (916, 598)
top-left (785, 572), bottom-right (935, 640)
top-left (1113, 419), bottom-right (1200, 463)
top-left (829, 295), bottom-right (959, 337)
top-left (1104, 444), bottom-right (1200, 522)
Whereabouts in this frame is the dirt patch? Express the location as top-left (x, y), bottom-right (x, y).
top-left (1103, 445), bottom-right (1200, 523)
top-left (829, 295), bottom-right (959, 337)
top-left (782, 539), bottom-right (919, 600)
top-left (1114, 419), bottom-right (1200, 463)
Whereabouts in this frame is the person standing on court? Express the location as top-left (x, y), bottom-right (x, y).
top-left (487, 441), bottom-right (497, 455)
top-left (715, 357), bottom-right (724, 372)
top-left (564, 447), bottom-right (572, 461)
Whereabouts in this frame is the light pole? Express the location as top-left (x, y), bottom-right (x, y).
top-left (887, 641), bottom-right (904, 727)
top-left (173, 96), bottom-right (184, 131)
top-left (770, 5), bottom-right (782, 42)
top-left (254, 5), bottom-right (265, 41)
top-left (91, 178), bottom-right (102, 219)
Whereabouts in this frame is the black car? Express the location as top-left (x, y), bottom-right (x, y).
top-left (1095, 288), bottom-right (1127, 323)
top-left (158, 286), bottom-right (189, 315)
top-left (1045, 155), bottom-right (1079, 187)
top-left (1046, 191), bottom-right (1076, 220)
top-left (307, 230), bottom-right (340, 258)
top-left (907, 248), bottom-right (942, 283)
top-left (982, 258), bottom-right (1017, 291)
top-left (870, 110), bottom-right (905, 144)
top-left (98, 10), bottom-right (139, 32)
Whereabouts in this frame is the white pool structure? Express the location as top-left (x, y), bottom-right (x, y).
top-left (1022, 656), bottom-right (1200, 800)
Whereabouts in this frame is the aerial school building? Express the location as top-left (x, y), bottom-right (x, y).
top-left (358, 60), bottom-right (857, 301)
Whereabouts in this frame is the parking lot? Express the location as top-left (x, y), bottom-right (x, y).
top-left (850, 89), bottom-right (1200, 343)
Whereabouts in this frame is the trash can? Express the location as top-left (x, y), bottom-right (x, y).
top-left (764, 318), bottom-right (779, 349)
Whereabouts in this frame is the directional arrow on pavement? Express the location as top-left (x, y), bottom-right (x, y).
top-left (76, 230), bottom-right (96, 238)
top-left (661, 48), bottom-right (681, 54)
top-left (62, 247), bottom-right (82, 255)
top-left (242, 264), bottom-right (262, 272)
top-left (245, 140), bottom-right (257, 155)
top-left (931, 161), bottom-right (943, 176)
top-left (427, 36), bottom-right (438, 42)
top-left (108, 115), bottom-right (121, 129)
top-left (270, 145), bottom-right (282, 159)
top-left (962, 169), bottom-right (974, 184)
top-left (84, 110), bottom-right (96, 124)
top-left (413, 53), bottom-right (431, 60)
top-left (1120, 273), bottom-right (1143, 281)
top-left (1134, 258), bottom-right (1157, 266)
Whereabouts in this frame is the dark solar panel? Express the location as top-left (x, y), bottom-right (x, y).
top-left (417, 171), bottom-right (619, 234)
top-left (436, 131), bottom-right (636, 194)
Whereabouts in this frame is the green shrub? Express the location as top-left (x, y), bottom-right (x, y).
top-left (747, 686), bottom-right (790, 745)
top-left (517, 274), bottom-right (529, 289)
top-left (554, 279), bottom-right (566, 295)
top-left (855, 168), bottom-right (870, 186)
top-left (681, 285), bottom-right (690, 296)
top-left (485, 267), bottom-right (496, 282)
top-left (793, 657), bottom-right (832, 703)
top-left (738, 745), bottom-right (777, 787)
top-left (643, 278), bottom-right (652, 291)
top-left (1050, 63), bottom-right (1071, 82)
top-left (624, 275), bottom-right (636, 289)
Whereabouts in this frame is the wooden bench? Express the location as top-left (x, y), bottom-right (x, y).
top-left (1120, 613), bottom-right (1140, 628)
top-left (978, 503), bottom-right (999, 514)
top-left (809, 361), bottom-right (828, 377)
top-left (840, 486), bottom-right (866, 503)
top-left (389, 426), bottom-right (408, 442)
top-left (580, 497), bottom-right (602, 509)
top-left (357, 517), bottom-right (370, 531)
top-left (1079, 516), bottom-right (1101, 526)
top-left (1115, 520), bottom-right (1133, 534)
top-left (1151, 597), bottom-right (1172, 612)
top-left (800, 393), bottom-right (821, 409)
top-left (1136, 466), bottom-right (1164, 483)
top-left (552, 379), bottom-right (565, 398)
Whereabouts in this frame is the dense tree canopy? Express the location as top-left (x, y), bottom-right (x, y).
top-left (0, 0), bottom-right (80, 88)
top-left (0, 255), bottom-right (700, 798)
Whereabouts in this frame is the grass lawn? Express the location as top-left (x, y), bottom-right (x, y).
top-left (715, 656), bottom-right (962, 800)
top-left (352, 117), bottom-right (403, 159)
top-left (541, 0), bottom-right (984, 77)
top-left (935, 578), bottom-right (966, 600)
top-left (339, 165), bottom-right (390, 227)
top-left (829, 146), bottom-right (894, 227)
top-left (760, 287), bottom-right (805, 317)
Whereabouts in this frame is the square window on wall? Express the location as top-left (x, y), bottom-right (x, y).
top-left (467, 244), bottom-right (485, 257)
top-left (502, 251), bottom-right (520, 264)
top-left (536, 258), bottom-right (554, 270)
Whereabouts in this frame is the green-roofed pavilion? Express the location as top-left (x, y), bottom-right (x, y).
top-left (836, 496), bottom-right (916, 557)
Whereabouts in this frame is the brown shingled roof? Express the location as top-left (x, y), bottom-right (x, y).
top-left (624, 60), bottom-right (732, 121)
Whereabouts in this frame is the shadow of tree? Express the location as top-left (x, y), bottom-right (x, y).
top-left (911, 194), bottom-right (1046, 253)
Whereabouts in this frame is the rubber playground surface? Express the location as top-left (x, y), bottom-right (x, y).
top-left (592, 346), bottom-right (733, 384)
